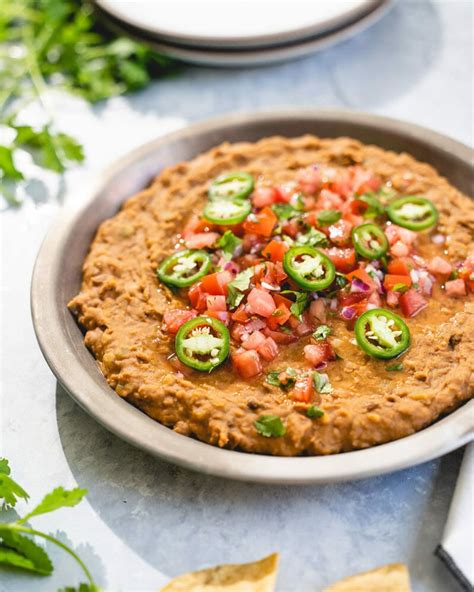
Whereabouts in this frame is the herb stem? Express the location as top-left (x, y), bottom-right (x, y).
top-left (8, 524), bottom-right (98, 589)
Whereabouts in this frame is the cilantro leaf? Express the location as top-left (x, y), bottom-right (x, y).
top-left (216, 230), bottom-right (242, 259)
top-left (266, 368), bottom-right (297, 390)
top-left (295, 227), bottom-right (328, 248)
top-left (226, 268), bottom-right (253, 308)
top-left (313, 325), bottom-right (332, 340)
top-left (0, 462), bottom-right (29, 508)
top-left (254, 415), bottom-right (286, 438)
top-left (272, 202), bottom-right (302, 221)
top-left (0, 529), bottom-right (53, 575)
top-left (306, 405), bottom-right (325, 419)
top-left (312, 372), bottom-right (333, 394)
top-left (358, 192), bottom-right (385, 218)
top-left (386, 363), bottom-right (404, 372)
top-left (58, 585), bottom-right (98, 592)
top-left (18, 487), bottom-right (87, 525)
top-left (0, 146), bottom-right (23, 181)
top-left (282, 290), bottom-right (309, 320)
top-left (317, 210), bottom-right (342, 226)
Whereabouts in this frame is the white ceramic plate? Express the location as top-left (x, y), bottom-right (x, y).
top-left (95, 0), bottom-right (376, 49)
top-left (99, 0), bottom-right (394, 67)
top-left (31, 110), bottom-right (474, 484)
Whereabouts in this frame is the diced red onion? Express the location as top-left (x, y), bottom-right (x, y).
top-left (366, 303), bottom-right (378, 311)
top-left (315, 362), bottom-right (327, 371)
top-left (341, 306), bottom-right (356, 320)
top-left (351, 278), bottom-right (371, 294)
top-left (410, 269), bottom-right (420, 283)
top-left (224, 261), bottom-right (240, 275)
top-left (412, 255), bottom-right (427, 269)
top-left (245, 318), bottom-right (266, 332)
top-left (261, 281), bottom-right (280, 291)
top-left (330, 298), bottom-right (338, 311)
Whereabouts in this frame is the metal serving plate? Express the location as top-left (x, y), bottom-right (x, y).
top-left (31, 110), bottom-right (474, 484)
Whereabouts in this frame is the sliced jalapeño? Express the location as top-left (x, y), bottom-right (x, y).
top-left (283, 246), bottom-right (336, 291)
top-left (208, 172), bottom-right (254, 201)
top-left (386, 196), bottom-right (438, 231)
top-left (157, 249), bottom-right (212, 288)
top-left (203, 198), bottom-right (251, 225)
top-left (355, 308), bottom-right (410, 359)
top-left (175, 316), bottom-right (230, 371)
top-left (352, 223), bottom-right (389, 259)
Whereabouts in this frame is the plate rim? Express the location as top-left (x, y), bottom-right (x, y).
top-left (31, 108), bottom-right (474, 484)
top-left (93, 0), bottom-right (380, 49)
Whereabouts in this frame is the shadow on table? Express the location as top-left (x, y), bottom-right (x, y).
top-left (56, 383), bottom-right (463, 592)
top-left (108, 0), bottom-right (443, 121)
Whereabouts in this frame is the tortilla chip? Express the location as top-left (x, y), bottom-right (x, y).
top-left (160, 553), bottom-right (279, 591)
top-left (323, 563), bottom-right (411, 592)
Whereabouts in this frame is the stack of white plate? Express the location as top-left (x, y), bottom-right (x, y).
top-left (94, 0), bottom-right (395, 67)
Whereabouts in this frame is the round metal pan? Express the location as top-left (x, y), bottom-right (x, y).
top-left (31, 109), bottom-right (474, 484)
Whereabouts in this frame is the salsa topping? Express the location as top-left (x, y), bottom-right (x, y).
top-left (157, 166), bottom-right (472, 402)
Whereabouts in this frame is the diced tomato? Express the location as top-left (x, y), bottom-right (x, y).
top-left (319, 189), bottom-right (344, 210)
top-left (399, 289), bottom-right (428, 317)
top-left (385, 224), bottom-right (417, 246)
top-left (281, 218), bottom-right (300, 238)
top-left (326, 247), bottom-right (357, 273)
top-left (327, 219), bottom-right (352, 247)
top-left (290, 375), bottom-right (314, 403)
top-left (388, 258), bottom-right (412, 276)
top-left (206, 295), bottom-right (227, 311)
top-left (391, 241), bottom-right (410, 258)
top-left (162, 309), bottom-right (197, 334)
top-left (243, 207), bottom-right (277, 237)
top-left (351, 166), bottom-right (381, 195)
top-left (201, 271), bottom-right (234, 296)
top-left (247, 288), bottom-right (276, 318)
top-left (263, 327), bottom-right (298, 344)
top-left (238, 254), bottom-right (263, 269)
top-left (386, 290), bottom-right (400, 308)
top-left (445, 278), bottom-right (467, 298)
top-left (267, 303), bottom-right (291, 330)
top-left (183, 215), bottom-right (213, 237)
top-left (252, 186), bottom-right (280, 208)
top-left (231, 304), bottom-right (250, 323)
top-left (232, 349), bottom-right (262, 378)
top-left (242, 330), bottom-right (266, 350)
top-left (206, 310), bottom-right (230, 324)
top-left (291, 311), bottom-right (314, 337)
top-left (296, 166), bottom-right (322, 195)
top-left (309, 299), bottom-right (327, 323)
top-left (231, 323), bottom-right (247, 342)
top-left (346, 268), bottom-right (377, 292)
top-left (383, 274), bottom-right (412, 292)
top-left (428, 256), bottom-right (452, 279)
top-left (304, 341), bottom-right (335, 367)
top-left (188, 282), bottom-right (207, 311)
top-left (459, 267), bottom-right (474, 292)
top-left (338, 291), bottom-right (367, 308)
top-left (185, 232), bottom-right (220, 249)
top-left (258, 337), bottom-right (279, 362)
top-left (242, 233), bottom-right (264, 252)
top-left (273, 293), bottom-right (293, 309)
top-left (347, 198), bottom-right (369, 216)
top-left (245, 318), bottom-right (267, 332)
top-left (262, 239), bottom-right (289, 263)
top-left (169, 355), bottom-right (195, 376)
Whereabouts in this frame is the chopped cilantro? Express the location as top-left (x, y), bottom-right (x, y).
top-left (312, 372), bottom-right (333, 394)
top-left (313, 325), bottom-right (332, 340)
top-left (358, 192), bottom-right (385, 218)
top-left (295, 227), bottom-right (328, 248)
top-left (272, 203), bottom-right (302, 220)
top-left (282, 290), bottom-right (309, 320)
top-left (386, 363), bottom-right (404, 371)
top-left (392, 283), bottom-right (409, 293)
top-left (317, 210), bottom-right (342, 226)
top-left (226, 268), bottom-right (253, 308)
top-left (216, 230), bottom-right (242, 259)
top-left (266, 368), bottom-right (297, 390)
top-left (254, 415), bottom-right (286, 438)
top-left (448, 270), bottom-right (459, 280)
top-left (306, 405), bottom-right (325, 419)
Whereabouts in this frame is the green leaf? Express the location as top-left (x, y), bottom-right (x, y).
top-left (118, 60), bottom-right (149, 89)
top-left (282, 290), bottom-right (309, 320)
top-left (0, 146), bottom-right (23, 180)
top-left (0, 458), bottom-right (11, 475)
top-left (317, 210), bottom-right (342, 226)
top-left (254, 415), bottom-right (286, 438)
top-left (265, 367), bottom-right (297, 390)
top-left (0, 472), bottom-right (29, 508)
top-left (386, 363), bottom-right (404, 372)
top-left (272, 202), bottom-right (302, 221)
top-left (312, 325), bottom-right (332, 340)
top-left (358, 192), bottom-right (385, 218)
top-left (216, 230), bottom-right (242, 259)
top-left (54, 133), bottom-right (85, 164)
top-left (226, 268), bottom-right (253, 308)
top-left (392, 283), bottom-right (409, 293)
top-left (295, 227), bottom-right (328, 248)
top-left (306, 405), bottom-right (325, 419)
top-left (0, 529), bottom-right (53, 575)
top-left (312, 372), bottom-right (333, 394)
top-left (18, 487), bottom-right (87, 524)
top-left (58, 584), bottom-right (98, 592)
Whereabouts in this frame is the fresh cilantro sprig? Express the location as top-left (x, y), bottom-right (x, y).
top-left (281, 290), bottom-right (309, 320)
top-left (312, 325), bottom-right (332, 340)
top-left (226, 268), bottom-right (253, 308)
top-left (0, 0), bottom-right (175, 206)
top-left (0, 458), bottom-right (101, 591)
top-left (254, 415), bottom-right (286, 438)
top-left (217, 230), bottom-right (242, 260)
top-left (312, 372), bottom-right (333, 394)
